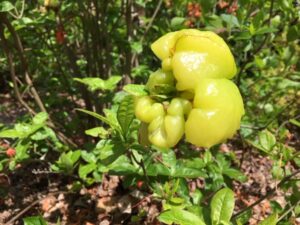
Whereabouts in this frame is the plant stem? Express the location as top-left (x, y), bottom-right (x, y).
top-left (278, 200), bottom-right (300, 222)
top-left (129, 149), bottom-right (151, 189)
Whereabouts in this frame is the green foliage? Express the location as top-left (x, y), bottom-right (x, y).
top-left (158, 187), bottom-right (236, 225)
top-left (0, 0), bottom-right (299, 223)
top-left (259, 213), bottom-right (278, 225)
top-left (117, 95), bottom-right (135, 139)
top-left (0, 112), bottom-right (63, 171)
top-left (85, 127), bottom-right (109, 138)
top-left (51, 150), bottom-right (81, 174)
top-left (123, 84), bottom-right (147, 96)
top-left (74, 76), bottom-right (122, 92)
top-left (210, 188), bottom-right (235, 225)
top-left (158, 208), bottom-right (206, 225)
top-left (0, 112), bottom-right (48, 139)
top-left (23, 216), bottom-right (48, 225)
top-left (0, 1), bottom-right (14, 12)
top-left (76, 108), bottom-right (122, 135)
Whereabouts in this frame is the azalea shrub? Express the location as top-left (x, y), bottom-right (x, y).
top-left (0, 0), bottom-right (299, 224)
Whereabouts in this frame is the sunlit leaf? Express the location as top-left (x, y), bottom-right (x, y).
top-left (258, 213), bottom-right (278, 225)
top-left (117, 95), bottom-right (135, 138)
top-left (211, 188), bottom-right (235, 225)
top-left (259, 130), bottom-right (276, 152)
top-left (74, 76), bottom-right (121, 91)
top-left (159, 208), bottom-right (205, 225)
top-left (0, 1), bottom-right (14, 12)
top-left (79, 163), bottom-right (96, 179)
top-left (123, 84), bottom-right (147, 96)
top-left (76, 109), bottom-right (122, 134)
top-left (33, 112), bottom-right (48, 125)
top-left (23, 216), bottom-right (47, 225)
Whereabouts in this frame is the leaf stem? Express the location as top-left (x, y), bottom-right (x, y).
top-left (129, 149), bottom-right (151, 190)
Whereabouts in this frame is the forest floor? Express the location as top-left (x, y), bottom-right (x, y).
top-left (0, 94), bottom-right (299, 225)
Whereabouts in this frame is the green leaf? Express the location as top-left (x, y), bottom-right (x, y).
top-left (32, 112), bottom-right (48, 125)
top-left (131, 42), bottom-right (143, 54)
top-left (104, 109), bottom-right (120, 128)
top-left (85, 127), bottom-right (109, 138)
top-left (158, 208), bottom-right (206, 225)
top-left (70, 150), bottom-right (81, 164)
top-left (0, 1), bottom-right (14, 12)
top-left (15, 140), bottom-right (30, 161)
top-left (173, 164), bottom-right (206, 178)
top-left (234, 31), bottom-right (252, 40)
top-left (74, 76), bottom-right (121, 92)
top-left (205, 15), bottom-right (223, 30)
top-left (287, 25), bottom-right (298, 42)
top-left (104, 76), bottom-right (122, 90)
top-left (184, 158), bottom-right (206, 169)
top-left (0, 129), bottom-right (21, 138)
top-left (191, 189), bottom-right (203, 205)
top-left (171, 17), bottom-right (185, 29)
top-left (117, 95), bottom-right (135, 138)
top-left (271, 162), bottom-right (284, 180)
top-left (108, 155), bottom-right (138, 175)
top-left (60, 154), bottom-right (73, 172)
top-left (221, 14), bottom-right (240, 28)
top-left (249, 23), bottom-right (256, 35)
top-left (30, 129), bottom-right (50, 141)
top-left (76, 109), bottom-right (121, 133)
top-left (223, 168), bottom-right (247, 182)
top-left (162, 151), bottom-right (176, 168)
top-left (259, 130), bottom-right (276, 152)
top-left (15, 123), bottom-right (44, 138)
top-left (290, 119), bottom-right (300, 127)
top-left (255, 27), bottom-right (278, 35)
top-left (55, 150), bottom-right (81, 174)
top-left (169, 197), bottom-right (185, 205)
top-left (97, 139), bottom-right (127, 165)
top-left (81, 150), bottom-right (97, 163)
top-left (246, 139), bottom-right (267, 153)
top-left (277, 78), bottom-right (300, 89)
top-left (79, 163), bottom-right (97, 179)
top-left (146, 163), bottom-right (171, 176)
top-left (210, 188), bottom-right (235, 225)
top-left (131, 65), bottom-right (150, 78)
top-left (123, 84), bottom-right (147, 96)
top-left (12, 17), bottom-right (36, 31)
top-left (258, 213), bottom-right (278, 225)
top-left (23, 216), bottom-right (47, 225)
top-left (234, 209), bottom-right (252, 225)
top-left (204, 150), bottom-right (213, 164)
top-left (0, 122), bottom-right (44, 139)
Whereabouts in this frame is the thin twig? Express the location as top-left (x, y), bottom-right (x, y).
top-left (131, 0), bottom-right (163, 64)
top-left (236, 0), bottom-right (275, 87)
top-left (0, 14), bottom-right (78, 148)
top-left (131, 194), bottom-right (153, 209)
top-left (0, 23), bottom-right (36, 115)
top-left (8, 0), bottom-right (25, 19)
top-left (142, 0), bottom-right (164, 40)
top-left (1, 14), bottom-right (47, 113)
top-left (129, 150), bottom-right (151, 189)
top-left (278, 200), bottom-right (300, 222)
top-left (4, 191), bottom-right (69, 225)
top-left (4, 199), bottom-right (40, 225)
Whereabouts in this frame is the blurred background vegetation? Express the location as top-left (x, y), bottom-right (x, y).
top-left (0, 0), bottom-right (299, 140)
